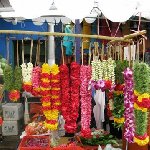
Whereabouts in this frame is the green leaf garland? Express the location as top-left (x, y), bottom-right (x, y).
top-left (14, 66), bottom-right (22, 90)
top-left (3, 65), bottom-right (13, 91)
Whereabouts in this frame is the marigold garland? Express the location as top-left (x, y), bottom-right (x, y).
top-left (40, 63), bottom-right (51, 130)
top-left (47, 64), bottom-right (61, 130)
top-left (133, 62), bottom-right (150, 146)
top-left (80, 65), bottom-right (92, 137)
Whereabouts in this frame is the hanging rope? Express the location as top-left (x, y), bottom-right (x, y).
top-left (30, 39), bottom-right (33, 63)
top-left (16, 40), bottom-right (19, 66)
top-left (22, 39), bottom-right (24, 64)
top-left (61, 41), bottom-right (65, 65)
top-left (44, 39), bottom-right (47, 63)
top-left (6, 36), bottom-right (10, 64)
top-left (142, 38), bottom-right (145, 62)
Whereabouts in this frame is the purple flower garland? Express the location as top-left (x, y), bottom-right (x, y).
top-left (123, 68), bottom-right (135, 143)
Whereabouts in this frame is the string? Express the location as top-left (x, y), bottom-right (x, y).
top-left (16, 40), bottom-right (19, 66)
top-left (6, 36), bottom-right (9, 64)
top-left (128, 44), bottom-right (131, 68)
top-left (38, 39), bottom-right (41, 65)
top-left (35, 40), bottom-right (39, 66)
top-left (81, 42), bottom-right (84, 65)
top-left (45, 39), bottom-right (47, 63)
top-left (142, 38), bottom-right (145, 62)
top-left (61, 41), bottom-right (65, 65)
top-left (30, 39), bottom-right (33, 63)
top-left (136, 40), bottom-right (139, 62)
top-left (101, 43), bottom-right (104, 61)
top-left (22, 39), bottom-right (24, 64)
top-left (88, 43), bottom-right (92, 65)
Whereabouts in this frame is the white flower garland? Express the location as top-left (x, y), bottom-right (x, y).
top-left (21, 62), bottom-right (33, 83)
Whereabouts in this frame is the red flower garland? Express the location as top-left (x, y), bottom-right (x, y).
top-left (60, 62), bottom-right (80, 133)
top-left (80, 65), bottom-right (92, 137)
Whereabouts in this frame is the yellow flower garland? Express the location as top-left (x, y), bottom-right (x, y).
top-left (114, 117), bottom-right (125, 124)
top-left (134, 136), bottom-right (149, 146)
top-left (134, 103), bottom-right (147, 112)
top-left (134, 90), bottom-right (150, 102)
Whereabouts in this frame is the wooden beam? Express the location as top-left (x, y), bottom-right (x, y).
top-left (124, 30), bottom-right (146, 40)
top-left (0, 30), bottom-right (125, 41)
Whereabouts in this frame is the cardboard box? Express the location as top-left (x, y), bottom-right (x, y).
top-left (2, 103), bottom-right (23, 120)
top-left (2, 120), bottom-right (22, 136)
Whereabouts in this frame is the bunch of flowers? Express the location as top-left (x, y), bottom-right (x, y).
top-left (80, 65), bottom-right (92, 138)
top-left (48, 64), bottom-right (61, 130)
top-left (32, 66), bottom-right (41, 96)
top-left (21, 62), bottom-right (33, 93)
top-left (4, 65), bottom-right (22, 102)
top-left (123, 68), bottom-right (134, 143)
top-left (40, 63), bottom-right (51, 130)
top-left (133, 62), bottom-right (150, 146)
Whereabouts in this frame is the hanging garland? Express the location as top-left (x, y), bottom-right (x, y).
top-left (123, 68), bottom-right (134, 143)
top-left (32, 66), bottom-right (41, 96)
top-left (48, 64), bottom-right (61, 130)
top-left (67, 62), bottom-right (80, 133)
top-left (80, 65), bottom-right (92, 138)
top-left (40, 63), bottom-right (51, 130)
top-left (60, 64), bottom-right (70, 132)
top-left (91, 58), bottom-right (115, 91)
top-left (21, 62), bottom-right (33, 93)
top-left (133, 62), bottom-right (150, 146)
top-left (60, 62), bottom-right (80, 133)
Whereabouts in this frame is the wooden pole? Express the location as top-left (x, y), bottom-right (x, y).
top-left (0, 30), bottom-right (146, 42)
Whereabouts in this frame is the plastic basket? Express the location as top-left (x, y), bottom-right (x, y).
top-left (18, 135), bottom-right (50, 150)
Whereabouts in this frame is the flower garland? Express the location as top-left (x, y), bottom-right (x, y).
top-left (40, 63), bottom-right (51, 130)
top-left (112, 84), bottom-right (124, 128)
top-left (67, 62), bottom-right (80, 133)
top-left (21, 62), bottom-right (33, 93)
top-left (32, 66), bottom-right (41, 96)
top-left (80, 65), bottom-right (92, 138)
top-left (48, 64), bottom-right (61, 130)
top-left (60, 62), bottom-right (80, 133)
top-left (59, 64), bottom-right (70, 129)
top-left (123, 68), bottom-right (134, 143)
top-left (133, 62), bottom-right (150, 146)
top-left (91, 58), bottom-right (115, 91)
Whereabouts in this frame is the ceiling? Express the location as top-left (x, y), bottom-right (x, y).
top-left (0, 0), bottom-right (13, 12)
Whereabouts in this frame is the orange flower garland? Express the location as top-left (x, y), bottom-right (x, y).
top-left (46, 64), bottom-right (61, 130)
top-left (40, 63), bottom-right (51, 129)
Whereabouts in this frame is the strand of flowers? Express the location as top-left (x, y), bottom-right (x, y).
top-left (107, 58), bottom-right (115, 85)
top-left (113, 84), bottom-right (125, 127)
top-left (48, 64), bottom-right (61, 130)
top-left (21, 62), bottom-right (33, 93)
top-left (40, 63), bottom-right (51, 130)
top-left (80, 65), bottom-right (92, 138)
top-left (133, 62), bottom-right (150, 146)
top-left (67, 62), bottom-right (80, 133)
top-left (59, 64), bottom-right (70, 133)
top-left (32, 66), bottom-right (41, 96)
top-left (123, 68), bottom-right (134, 143)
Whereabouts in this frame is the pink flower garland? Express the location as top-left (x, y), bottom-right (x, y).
top-left (80, 65), bottom-right (92, 138)
top-left (60, 62), bottom-right (80, 133)
top-left (123, 68), bottom-right (135, 143)
top-left (32, 66), bottom-right (41, 96)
